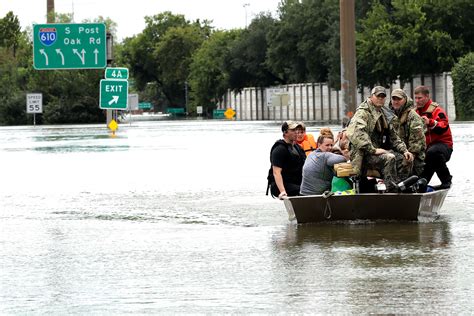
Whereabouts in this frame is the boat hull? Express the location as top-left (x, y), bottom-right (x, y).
top-left (283, 189), bottom-right (449, 223)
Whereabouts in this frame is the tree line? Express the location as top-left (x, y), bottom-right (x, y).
top-left (1, 0), bottom-right (473, 125)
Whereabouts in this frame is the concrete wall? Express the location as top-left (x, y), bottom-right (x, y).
top-left (220, 72), bottom-right (456, 122)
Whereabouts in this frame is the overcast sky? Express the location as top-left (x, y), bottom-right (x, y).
top-left (1, 0), bottom-right (282, 41)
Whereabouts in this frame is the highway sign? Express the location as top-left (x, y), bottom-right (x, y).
top-left (100, 80), bottom-right (129, 110)
top-left (138, 102), bottom-right (152, 110)
top-left (105, 67), bottom-right (129, 80)
top-left (26, 93), bottom-right (43, 113)
top-left (33, 23), bottom-right (106, 70)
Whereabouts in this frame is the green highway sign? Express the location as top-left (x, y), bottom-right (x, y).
top-left (100, 80), bottom-right (129, 110)
top-left (105, 67), bottom-right (129, 80)
top-left (33, 23), bottom-right (106, 70)
top-left (138, 102), bottom-right (152, 109)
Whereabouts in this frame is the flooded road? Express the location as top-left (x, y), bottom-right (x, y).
top-left (1, 120), bottom-right (473, 313)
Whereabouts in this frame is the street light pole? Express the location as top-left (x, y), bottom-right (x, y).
top-left (243, 3), bottom-right (250, 28)
top-left (184, 81), bottom-right (189, 113)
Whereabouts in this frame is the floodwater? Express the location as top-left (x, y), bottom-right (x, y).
top-left (0, 120), bottom-right (473, 314)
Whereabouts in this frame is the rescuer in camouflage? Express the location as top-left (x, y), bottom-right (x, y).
top-left (389, 89), bottom-right (426, 178)
top-left (346, 86), bottom-right (414, 192)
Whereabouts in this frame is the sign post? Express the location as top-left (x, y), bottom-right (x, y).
top-left (33, 23), bottom-right (106, 70)
top-left (26, 93), bottom-right (43, 126)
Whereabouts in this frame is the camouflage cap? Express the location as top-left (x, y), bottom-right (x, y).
top-left (371, 86), bottom-right (387, 97)
top-left (391, 88), bottom-right (407, 99)
top-left (281, 120), bottom-right (300, 132)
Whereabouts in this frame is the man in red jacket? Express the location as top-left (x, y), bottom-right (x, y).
top-left (414, 85), bottom-right (453, 189)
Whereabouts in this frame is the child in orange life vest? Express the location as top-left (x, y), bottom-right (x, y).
top-left (295, 122), bottom-right (317, 156)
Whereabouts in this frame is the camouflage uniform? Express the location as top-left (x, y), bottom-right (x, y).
top-left (389, 97), bottom-right (426, 178)
top-left (346, 98), bottom-right (409, 191)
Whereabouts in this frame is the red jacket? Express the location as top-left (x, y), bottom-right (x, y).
top-left (416, 100), bottom-right (453, 148)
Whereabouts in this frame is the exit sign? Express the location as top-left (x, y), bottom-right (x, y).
top-left (105, 67), bottom-right (129, 80)
top-left (100, 80), bottom-right (128, 110)
top-left (33, 23), bottom-right (106, 70)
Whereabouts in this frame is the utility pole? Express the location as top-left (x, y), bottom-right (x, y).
top-left (340, 0), bottom-right (357, 125)
top-left (47, 0), bottom-right (55, 23)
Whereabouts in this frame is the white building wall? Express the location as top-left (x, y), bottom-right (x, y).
top-left (225, 73), bottom-right (455, 122)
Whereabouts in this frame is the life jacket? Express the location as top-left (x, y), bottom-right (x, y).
top-left (297, 134), bottom-right (317, 156)
top-left (416, 101), bottom-right (453, 148)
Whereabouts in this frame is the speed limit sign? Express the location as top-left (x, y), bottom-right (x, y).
top-left (26, 93), bottom-right (43, 113)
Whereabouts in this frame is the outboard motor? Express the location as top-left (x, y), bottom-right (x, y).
top-left (412, 178), bottom-right (428, 193)
top-left (397, 175), bottom-right (419, 192)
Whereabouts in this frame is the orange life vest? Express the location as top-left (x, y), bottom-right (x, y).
top-left (297, 134), bottom-right (317, 156)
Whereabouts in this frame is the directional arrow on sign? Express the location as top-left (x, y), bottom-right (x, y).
top-left (55, 49), bottom-right (65, 65)
top-left (73, 48), bottom-right (86, 64)
top-left (40, 49), bottom-right (49, 65)
top-left (108, 96), bottom-right (119, 105)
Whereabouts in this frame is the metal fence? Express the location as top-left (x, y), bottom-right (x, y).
top-left (219, 72), bottom-right (456, 123)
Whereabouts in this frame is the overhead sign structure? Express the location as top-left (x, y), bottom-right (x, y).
top-left (26, 93), bottom-right (43, 113)
top-left (33, 23), bottom-right (106, 70)
top-left (105, 67), bottom-right (129, 80)
top-left (100, 80), bottom-right (129, 110)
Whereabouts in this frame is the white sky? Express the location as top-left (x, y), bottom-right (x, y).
top-left (1, 0), bottom-right (282, 41)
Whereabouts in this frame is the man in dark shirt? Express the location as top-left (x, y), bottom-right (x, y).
top-left (270, 121), bottom-right (306, 199)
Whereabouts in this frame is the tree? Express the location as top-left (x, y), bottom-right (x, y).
top-left (266, 0), bottom-right (341, 87)
top-left (120, 12), bottom-right (209, 108)
top-left (188, 30), bottom-right (241, 114)
top-left (0, 11), bottom-right (22, 56)
top-left (153, 25), bottom-right (208, 107)
top-left (267, 0), bottom-right (307, 83)
top-left (226, 13), bottom-right (281, 91)
top-left (356, 0), bottom-right (461, 87)
top-left (452, 52), bottom-right (474, 120)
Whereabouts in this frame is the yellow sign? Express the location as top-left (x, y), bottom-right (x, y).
top-left (224, 108), bottom-right (236, 119)
top-left (108, 119), bottom-right (118, 131)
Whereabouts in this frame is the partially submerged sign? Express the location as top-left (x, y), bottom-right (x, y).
top-left (26, 93), bottom-right (43, 113)
top-left (224, 108), bottom-right (236, 119)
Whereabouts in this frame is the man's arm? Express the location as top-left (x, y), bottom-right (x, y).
top-left (272, 166), bottom-right (286, 199)
top-left (407, 111), bottom-right (426, 156)
top-left (346, 113), bottom-right (377, 154)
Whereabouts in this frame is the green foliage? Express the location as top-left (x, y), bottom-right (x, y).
top-left (356, 0), bottom-right (465, 87)
top-left (267, 0), bottom-right (341, 87)
top-left (0, 11), bottom-right (21, 56)
top-left (121, 12), bottom-right (209, 108)
top-left (27, 69), bottom-right (104, 124)
top-left (452, 52), bottom-right (474, 120)
top-left (226, 13), bottom-right (280, 90)
top-left (188, 30), bottom-right (241, 114)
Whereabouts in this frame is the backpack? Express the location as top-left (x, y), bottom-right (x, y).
top-left (266, 140), bottom-right (287, 197)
